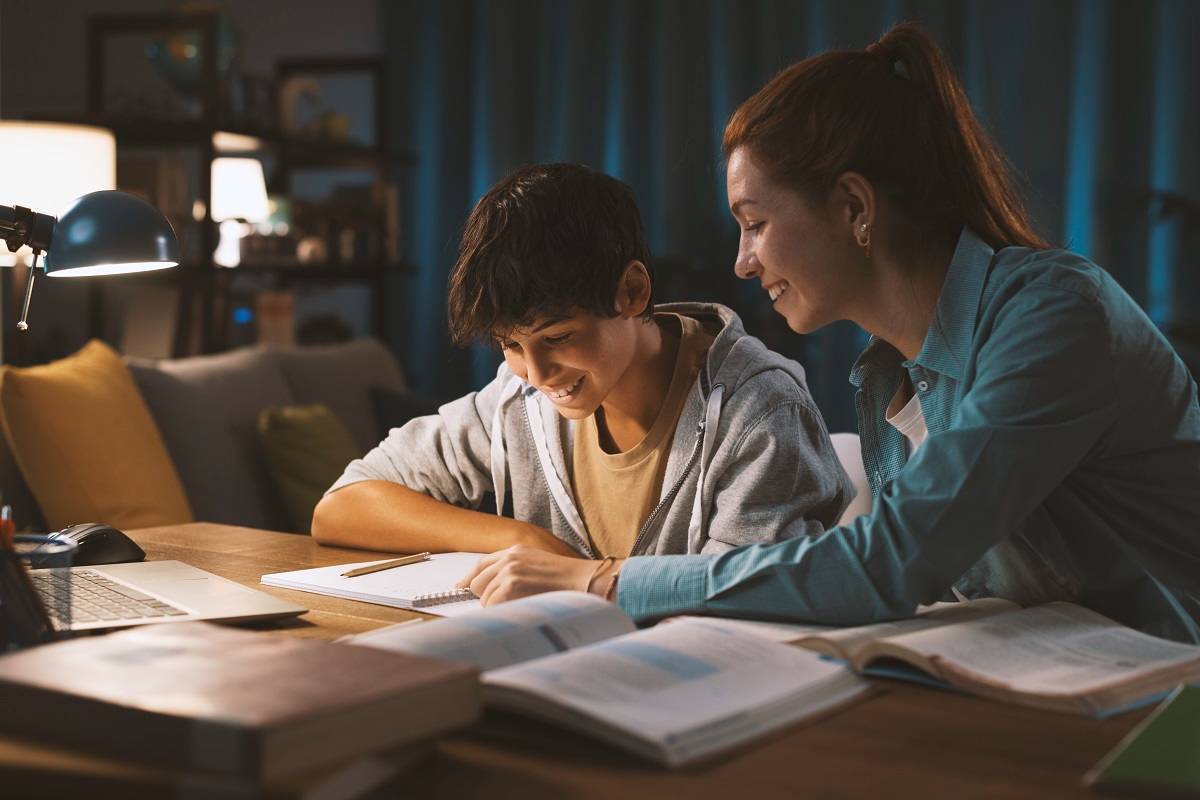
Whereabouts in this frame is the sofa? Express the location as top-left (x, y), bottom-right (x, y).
top-left (0, 337), bottom-right (416, 535)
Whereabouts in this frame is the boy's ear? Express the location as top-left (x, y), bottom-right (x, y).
top-left (614, 260), bottom-right (652, 318)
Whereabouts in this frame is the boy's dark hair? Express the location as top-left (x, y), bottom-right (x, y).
top-left (447, 163), bottom-right (653, 345)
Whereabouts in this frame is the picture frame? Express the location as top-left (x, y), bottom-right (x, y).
top-left (275, 57), bottom-right (384, 149)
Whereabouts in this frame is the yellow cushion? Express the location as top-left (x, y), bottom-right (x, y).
top-left (0, 340), bottom-right (193, 530)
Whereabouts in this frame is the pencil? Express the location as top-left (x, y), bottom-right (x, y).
top-left (340, 552), bottom-right (431, 578)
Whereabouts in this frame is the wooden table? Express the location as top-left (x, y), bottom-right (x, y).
top-left (134, 523), bottom-right (1146, 799)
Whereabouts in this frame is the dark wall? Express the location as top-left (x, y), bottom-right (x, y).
top-left (4, 1), bottom-right (1199, 433)
top-left (384, 0), bottom-right (1200, 431)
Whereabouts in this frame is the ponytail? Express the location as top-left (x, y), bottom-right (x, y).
top-left (724, 22), bottom-right (1051, 251)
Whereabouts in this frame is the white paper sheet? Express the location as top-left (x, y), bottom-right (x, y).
top-left (261, 552), bottom-right (486, 617)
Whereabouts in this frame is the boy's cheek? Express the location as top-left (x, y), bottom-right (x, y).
top-left (502, 353), bottom-right (527, 381)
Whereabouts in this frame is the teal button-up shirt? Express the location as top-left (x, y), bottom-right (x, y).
top-left (617, 229), bottom-right (1200, 643)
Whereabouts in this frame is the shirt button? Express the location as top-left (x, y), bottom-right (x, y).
top-left (916, 380), bottom-right (930, 392)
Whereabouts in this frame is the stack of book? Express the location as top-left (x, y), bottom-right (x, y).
top-left (0, 622), bottom-right (480, 798)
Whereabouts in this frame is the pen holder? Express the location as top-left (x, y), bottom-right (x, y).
top-left (0, 534), bottom-right (77, 651)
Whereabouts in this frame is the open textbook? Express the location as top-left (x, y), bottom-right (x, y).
top-left (344, 591), bottom-right (873, 767)
top-left (677, 599), bottom-right (1200, 717)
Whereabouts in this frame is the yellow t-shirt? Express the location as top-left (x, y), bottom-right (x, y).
top-left (572, 314), bottom-right (714, 558)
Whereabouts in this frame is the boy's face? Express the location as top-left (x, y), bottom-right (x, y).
top-left (497, 310), bottom-right (640, 421)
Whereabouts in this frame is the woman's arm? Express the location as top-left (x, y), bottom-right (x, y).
top-left (615, 284), bottom-right (1120, 624)
top-left (312, 480), bottom-right (579, 555)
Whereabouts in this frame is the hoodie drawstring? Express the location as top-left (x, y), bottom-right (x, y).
top-left (524, 391), bottom-right (589, 545)
top-left (686, 383), bottom-right (725, 552)
top-left (489, 376), bottom-right (525, 516)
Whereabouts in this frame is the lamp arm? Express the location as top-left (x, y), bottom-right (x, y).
top-left (0, 204), bottom-right (56, 253)
top-left (16, 252), bottom-right (38, 331)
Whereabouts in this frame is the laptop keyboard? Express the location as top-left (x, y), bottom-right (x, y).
top-left (29, 569), bottom-right (189, 626)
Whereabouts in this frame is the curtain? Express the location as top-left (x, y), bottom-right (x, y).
top-left (382, 0), bottom-right (1200, 432)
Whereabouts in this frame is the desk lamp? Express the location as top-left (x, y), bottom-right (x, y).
top-left (0, 190), bottom-right (180, 330)
top-left (0, 121), bottom-right (179, 334)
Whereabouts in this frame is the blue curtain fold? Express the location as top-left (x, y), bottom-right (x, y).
top-left (382, 0), bottom-right (1200, 432)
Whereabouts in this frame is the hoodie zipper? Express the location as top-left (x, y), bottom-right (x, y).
top-left (627, 419), bottom-right (706, 557)
top-left (520, 395), bottom-right (595, 558)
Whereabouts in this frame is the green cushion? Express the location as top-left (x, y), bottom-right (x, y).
top-left (257, 404), bottom-right (361, 534)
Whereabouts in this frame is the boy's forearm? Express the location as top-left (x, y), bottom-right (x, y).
top-left (311, 480), bottom-right (540, 554)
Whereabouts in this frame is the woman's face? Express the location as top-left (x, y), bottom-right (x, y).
top-left (726, 148), bottom-right (863, 334)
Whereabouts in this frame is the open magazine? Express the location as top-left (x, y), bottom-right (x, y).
top-left (678, 599), bottom-right (1200, 717)
top-left (344, 591), bottom-right (872, 767)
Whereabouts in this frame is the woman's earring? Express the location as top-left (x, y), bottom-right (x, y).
top-left (856, 222), bottom-right (872, 259)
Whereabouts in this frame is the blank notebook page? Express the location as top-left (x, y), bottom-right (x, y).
top-left (261, 552), bottom-right (485, 616)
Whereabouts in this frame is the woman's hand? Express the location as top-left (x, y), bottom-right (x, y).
top-left (456, 545), bottom-right (616, 606)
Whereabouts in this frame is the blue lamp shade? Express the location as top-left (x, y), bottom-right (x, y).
top-left (43, 190), bottom-right (180, 277)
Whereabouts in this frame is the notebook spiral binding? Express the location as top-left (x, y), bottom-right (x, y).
top-left (411, 588), bottom-right (475, 608)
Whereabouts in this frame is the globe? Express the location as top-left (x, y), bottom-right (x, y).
top-left (144, 11), bottom-right (239, 97)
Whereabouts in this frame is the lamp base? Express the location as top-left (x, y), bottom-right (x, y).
top-left (214, 219), bottom-right (247, 268)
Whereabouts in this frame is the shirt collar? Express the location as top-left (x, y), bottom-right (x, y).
top-left (912, 228), bottom-right (994, 381)
top-left (849, 228), bottom-right (994, 386)
top-left (849, 335), bottom-right (898, 388)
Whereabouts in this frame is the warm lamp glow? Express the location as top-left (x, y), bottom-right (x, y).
top-left (48, 261), bottom-right (177, 278)
top-left (211, 158), bottom-right (270, 223)
top-left (211, 157), bottom-right (270, 268)
top-left (0, 122), bottom-right (116, 266)
top-left (213, 131), bottom-right (265, 152)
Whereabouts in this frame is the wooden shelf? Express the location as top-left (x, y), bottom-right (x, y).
top-left (222, 261), bottom-right (414, 281)
top-left (24, 113), bottom-right (417, 168)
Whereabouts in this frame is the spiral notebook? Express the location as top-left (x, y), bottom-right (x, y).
top-left (260, 553), bottom-right (485, 617)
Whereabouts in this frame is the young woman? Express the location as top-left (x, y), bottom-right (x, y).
top-left (460, 23), bottom-right (1200, 643)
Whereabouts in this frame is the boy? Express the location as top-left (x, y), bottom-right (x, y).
top-left (312, 164), bottom-right (850, 590)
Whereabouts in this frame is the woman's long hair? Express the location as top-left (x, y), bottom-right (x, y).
top-left (723, 22), bottom-right (1051, 252)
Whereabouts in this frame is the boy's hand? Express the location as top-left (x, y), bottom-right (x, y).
top-left (514, 523), bottom-right (582, 557)
top-left (457, 545), bottom-right (601, 606)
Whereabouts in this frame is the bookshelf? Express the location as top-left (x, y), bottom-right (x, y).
top-left (25, 10), bottom-right (415, 357)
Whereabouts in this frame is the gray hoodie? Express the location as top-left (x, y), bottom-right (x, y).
top-left (329, 302), bottom-right (852, 557)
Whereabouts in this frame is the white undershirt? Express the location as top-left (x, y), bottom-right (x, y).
top-left (886, 387), bottom-right (928, 456)
top-left (885, 383), bottom-right (965, 599)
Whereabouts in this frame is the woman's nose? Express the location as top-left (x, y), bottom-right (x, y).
top-left (734, 241), bottom-right (760, 279)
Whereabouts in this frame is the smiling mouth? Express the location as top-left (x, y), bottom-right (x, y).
top-left (544, 376), bottom-right (584, 402)
top-left (767, 282), bottom-right (789, 302)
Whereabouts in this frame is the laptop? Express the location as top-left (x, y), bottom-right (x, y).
top-left (28, 561), bottom-right (307, 632)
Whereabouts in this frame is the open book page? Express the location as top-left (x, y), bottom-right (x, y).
top-left (874, 603), bottom-right (1200, 698)
top-left (666, 599), bottom-right (1015, 647)
top-left (484, 618), bottom-right (872, 766)
top-left (806, 597), bottom-right (1020, 662)
top-left (663, 616), bottom-right (833, 643)
top-left (344, 592), bottom-right (635, 671)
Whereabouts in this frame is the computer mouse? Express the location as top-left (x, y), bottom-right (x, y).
top-left (51, 523), bottom-right (146, 566)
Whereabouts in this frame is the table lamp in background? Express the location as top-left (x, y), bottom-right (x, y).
top-left (0, 121), bottom-right (179, 341)
top-left (211, 157), bottom-right (270, 268)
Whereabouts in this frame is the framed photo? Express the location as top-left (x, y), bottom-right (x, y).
top-left (276, 57), bottom-right (384, 149)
